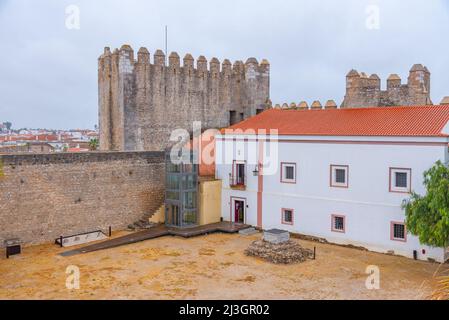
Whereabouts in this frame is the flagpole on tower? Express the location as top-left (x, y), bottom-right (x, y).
top-left (165, 25), bottom-right (168, 64)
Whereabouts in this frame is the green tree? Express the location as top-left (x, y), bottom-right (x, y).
top-left (403, 161), bottom-right (449, 248)
top-left (89, 138), bottom-right (99, 151)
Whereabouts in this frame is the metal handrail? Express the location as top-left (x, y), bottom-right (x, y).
top-left (229, 173), bottom-right (246, 187)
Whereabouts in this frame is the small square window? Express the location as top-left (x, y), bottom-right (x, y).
top-left (332, 215), bottom-right (345, 233)
top-left (391, 222), bottom-right (406, 242)
top-left (395, 172), bottom-right (407, 188)
top-left (389, 168), bottom-right (411, 193)
top-left (335, 169), bottom-right (346, 184)
top-left (282, 208), bottom-right (294, 225)
top-left (286, 166), bottom-right (294, 180)
top-left (330, 165), bottom-right (349, 188)
top-left (281, 163), bottom-right (296, 183)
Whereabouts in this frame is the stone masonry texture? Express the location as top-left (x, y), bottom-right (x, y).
top-left (0, 151), bottom-right (165, 246)
top-left (341, 64), bottom-right (432, 108)
top-left (98, 45), bottom-right (270, 151)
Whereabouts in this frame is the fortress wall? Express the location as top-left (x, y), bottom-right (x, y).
top-left (341, 64), bottom-right (432, 108)
top-left (0, 151), bottom-right (165, 246)
top-left (98, 45), bottom-right (270, 152)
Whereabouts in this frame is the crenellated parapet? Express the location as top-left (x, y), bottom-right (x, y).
top-left (98, 45), bottom-right (270, 151)
top-left (341, 64), bottom-right (432, 108)
top-left (273, 100), bottom-right (338, 111)
top-left (99, 46), bottom-right (270, 78)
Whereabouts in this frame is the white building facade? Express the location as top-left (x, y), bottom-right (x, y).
top-left (215, 107), bottom-right (449, 262)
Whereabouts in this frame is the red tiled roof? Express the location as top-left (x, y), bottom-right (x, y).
top-left (224, 105), bottom-right (449, 137)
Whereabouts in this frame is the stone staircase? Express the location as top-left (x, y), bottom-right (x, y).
top-left (239, 227), bottom-right (258, 236)
top-left (128, 203), bottom-right (165, 231)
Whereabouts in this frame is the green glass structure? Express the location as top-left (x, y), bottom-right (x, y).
top-left (165, 151), bottom-right (199, 228)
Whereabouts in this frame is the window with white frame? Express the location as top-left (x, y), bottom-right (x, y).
top-left (230, 161), bottom-right (246, 186)
top-left (330, 165), bottom-right (348, 188)
top-left (281, 162), bottom-right (296, 183)
top-left (391, 222), bottom-right (406, 241)
top-left (282, 208), bottom-right (294, 225)
top-left (389, 168), bottom-right (411, 193)
top-left (331, 215), bottom-right (345, 233)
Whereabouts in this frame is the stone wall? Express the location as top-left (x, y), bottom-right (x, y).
top-left (0, 151), bottom-right (165, 246)
top-left (341, 64), bottom-right (433, 108)
top-left (98, 45), bottom-right (270, 152)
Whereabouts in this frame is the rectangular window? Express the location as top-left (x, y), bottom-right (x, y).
top-left (391, 222), bottom-right (406, 242)
top-left (331, 215), bottom-right (345, 233)
top-left (389, 168), bottom-right (411, 193)
top-left (395, 172), bottom-right (407, 188)
top-left (229, 111), bottom-right (237, 125)
top-left (236, 163), bottom-right (245, 185)
top-left (335, 169), bottom-right (346, 184)
top-left (281, 162), bottom-right (297, 183)
top-left (330, 165), bottom-right (349, 188)
top-left (282, 208), bottom-right (294, 225)
top-left (230, 161), bottom-right (246, 187)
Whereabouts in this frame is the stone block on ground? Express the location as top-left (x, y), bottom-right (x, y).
top-left (239, 227), bottom-right (258, 236)
top-left (263, 229), bottom-right (290, 244)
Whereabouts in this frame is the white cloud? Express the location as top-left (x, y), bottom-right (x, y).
top-left (0, 0), bottom-right (448, 128)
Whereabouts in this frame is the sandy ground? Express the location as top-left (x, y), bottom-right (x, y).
top-left (0, 231), bottom-right (444, 300)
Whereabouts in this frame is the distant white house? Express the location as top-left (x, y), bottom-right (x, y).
top-left (215, 105), bottom-right (449, 262)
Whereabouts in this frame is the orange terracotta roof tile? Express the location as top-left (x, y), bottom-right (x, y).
top-left (223, 105), bottom-right (449, 137)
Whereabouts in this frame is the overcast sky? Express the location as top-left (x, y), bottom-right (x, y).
top-left (0, 0), bottom-right (448, 129)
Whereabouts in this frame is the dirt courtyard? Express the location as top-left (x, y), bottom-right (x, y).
top-left (0, 231), bottom-right (444, 300)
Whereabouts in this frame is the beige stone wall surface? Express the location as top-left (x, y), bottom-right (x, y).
top-left (198, 179), bottom-right (222, 226)
top-left (0, 151), bottom-right (165, 245)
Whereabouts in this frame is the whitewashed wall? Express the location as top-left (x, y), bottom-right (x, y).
top-left (216, 135), bottom-right (449, 262)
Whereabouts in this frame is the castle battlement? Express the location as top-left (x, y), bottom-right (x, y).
top-left (273, 99), bottom-right (337, 110)
top-left (98, 45), bottom-right (270, 151)
top-left (342, 64), bottom-right (432, 108)
top-left (99, 45), bottom-right (270, 78)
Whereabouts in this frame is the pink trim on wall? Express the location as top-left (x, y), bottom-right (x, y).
top-left (331, 214), bottom-right (346, 233)
top-left (330, 165), bottom-right (349, 188)
top-left (280, 162), bottom-right (297, 184)
top-left (281, 208), bottom-right (294, 225)
top-left (257, 140), bottom-right (264, 228)
top-left (390, 221), bottom-right (407, 242)
top-left (389, 167), bottom-right (412, 194)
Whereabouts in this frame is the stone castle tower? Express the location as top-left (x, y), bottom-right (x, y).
top-left (98, 45), bottom-right (270, 151)
top-left (341, 64), bottom-right (432, 108)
